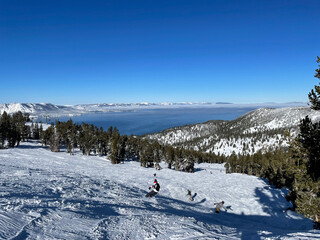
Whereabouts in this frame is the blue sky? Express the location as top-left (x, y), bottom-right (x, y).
top-left (1, 0), bottom-right (319, 105)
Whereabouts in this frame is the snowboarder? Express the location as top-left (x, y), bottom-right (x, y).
top-left (145, 179), bottom-right (160, 198)
top-left (214, 201), bottom-right (227, 213)
top-left (187, 189), bottom-right (194, 201)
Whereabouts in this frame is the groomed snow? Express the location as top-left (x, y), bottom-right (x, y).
top-left (0, 141), bottom-right (319, 239)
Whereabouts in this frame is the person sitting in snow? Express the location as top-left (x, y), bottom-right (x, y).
top-left (214, 201), bottom-right (227, 213)
top-left (145, 179), bottom-right (160, 198)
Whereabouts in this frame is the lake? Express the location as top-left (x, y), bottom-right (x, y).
top-left (52, 107), bottom-right (257, 136)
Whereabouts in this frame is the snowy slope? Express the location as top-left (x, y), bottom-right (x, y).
top-left (0, 141), bottom-right (319, 239)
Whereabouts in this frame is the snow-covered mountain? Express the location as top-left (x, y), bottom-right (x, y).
top-left (145, 107), bottom-right (320, 156)
top-left (0, 102), bottom-right (307, 119)
top-left (0, 140), bottom-right (319, 239)
top-left (0, 103), bottom-right (78, 118)
top-left (0, 102), bottom-right (175, 118)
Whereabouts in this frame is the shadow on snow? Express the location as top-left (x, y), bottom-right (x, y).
top-left (0, 166), bottom-right (314, 240)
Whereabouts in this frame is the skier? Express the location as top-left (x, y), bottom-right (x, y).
top-left (214, 201), bottom-right (227, 213)
top-left (145, 179), bottom-right (160, 197)
top-left (187, 189), bottom-right (194, 201)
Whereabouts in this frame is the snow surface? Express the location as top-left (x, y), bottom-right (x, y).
top-left (0, 141), bottom-right (319, 239)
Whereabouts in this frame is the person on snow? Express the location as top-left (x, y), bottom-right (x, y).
top-left (314, 215), bottom-right (320, 230)
top-left (187, 189), bottom-right (194, 201)
top-left (214, 201), bottom-right (227, 213)
top-left (145, 179), bottom-right (160, 197)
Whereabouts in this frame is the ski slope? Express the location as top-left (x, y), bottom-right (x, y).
top-left (0, 141), bottom-right (319, 239)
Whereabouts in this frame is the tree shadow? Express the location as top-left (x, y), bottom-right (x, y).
top-left (193, 168), bottom-right (205, 173)
top-left (16, 142), bottom-right (45, 149)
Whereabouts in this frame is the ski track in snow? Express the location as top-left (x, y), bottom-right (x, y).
top-left (0, 141), bottom-right (319, 239)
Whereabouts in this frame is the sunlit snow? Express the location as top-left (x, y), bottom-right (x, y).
top-left (0, 141), bottom-right (319, 239)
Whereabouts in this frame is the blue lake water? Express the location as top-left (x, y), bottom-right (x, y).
top-left (54, 107), bottom-right (257, 136)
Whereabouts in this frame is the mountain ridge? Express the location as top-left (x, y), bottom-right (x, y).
top-left (0, 102), bottom-right (308, 118)
top-left (144, 106), bottom-right (320, 156)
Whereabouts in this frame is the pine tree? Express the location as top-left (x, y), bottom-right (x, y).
top-left (119, 135), bottom-right (127, 163)
top-left (299, 116), bottom-right (320, 180)
top-left (174, 148), bottom-right (183, 171)
top-left (287, 56), bottom-right (320, 217)
top-left (166, 146), bottom-right (175, 169)
top-left (308, 56), bottom-right (320, 110)
top-left (111, 138), bottom-right (120, 164)
top-left (32, 122), bottom-right (40, 139)
top-left (299, 56), bottom-right (320, 180)
top-left (0, 111), bottom-right (10, 147)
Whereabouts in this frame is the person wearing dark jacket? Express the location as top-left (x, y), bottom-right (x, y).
top-left (146, 179), bottom-right (160, 197)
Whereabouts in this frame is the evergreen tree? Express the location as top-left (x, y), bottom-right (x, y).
top-left (111, 138), bottom-right (120, 164)
top-left (299, 116), bottom-right (320, 180)
top-left (308, 56), bottom-right (320, 110)
top-left (166, 146), bottom-right (175, 169)
top-left (298, 56), bottom-right (320, 180)
top-left (32, 122), bottom-right (40, 139)
top-left (287, 56), bottom-right (320, 217)
top-left (140, 143), bottom-right (154, 167)
top-left (0, 111), bottom-right (10, 147)
top-left (174, 148), bottom-right (183, 170)
top-left (119, 135), bottom-right (127, 163)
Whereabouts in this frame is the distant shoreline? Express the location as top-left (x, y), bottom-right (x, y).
top-left (0, 102), bottom-right (308, 119)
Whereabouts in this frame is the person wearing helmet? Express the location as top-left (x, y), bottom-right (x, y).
top-left (145, 179), bottom-right (160, 197)
top-left (214, 201), bottom-right (227, 213)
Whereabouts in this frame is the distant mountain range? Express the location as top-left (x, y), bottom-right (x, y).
top-left (0, 102), bottom-right (308, 119)
top-left (144, 106), bottom-right (320, 156)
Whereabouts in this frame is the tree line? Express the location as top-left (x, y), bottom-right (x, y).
top-left (0, 111), bottom-right (227, 173)
top-left (40, 119), bottom-right (227, 172)
top-left (0, 111), bottom-right (31, 148)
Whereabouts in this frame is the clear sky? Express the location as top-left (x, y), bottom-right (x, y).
top-left (1, 0), bottom-right (319, 105)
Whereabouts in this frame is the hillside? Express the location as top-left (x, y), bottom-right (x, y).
top-left (145, 107), bottom-right (320, 156)
top-left (0, 141), bottom-right (319, 239)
